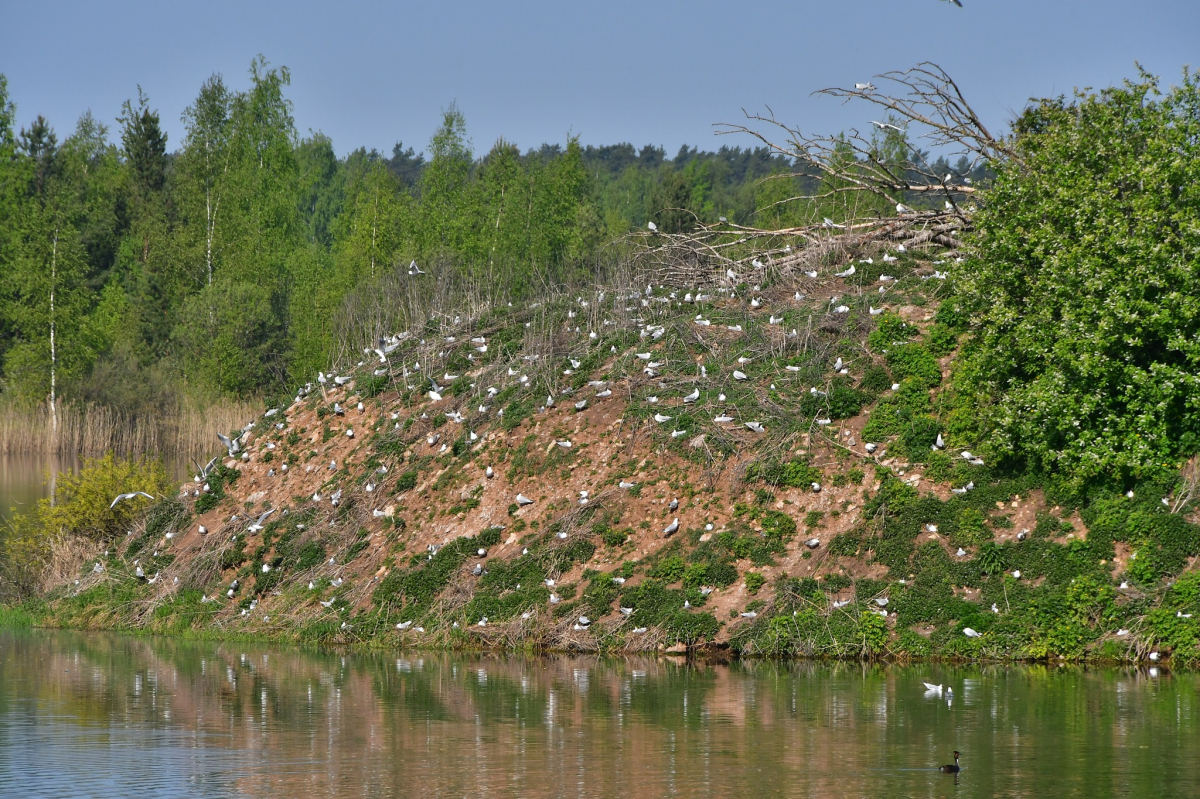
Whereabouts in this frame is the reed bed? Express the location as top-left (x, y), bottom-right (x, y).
top-left (0, 399), bottom-right (260, 461)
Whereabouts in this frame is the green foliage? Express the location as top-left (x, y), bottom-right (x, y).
top-left (745, 458), bottom-right (821, 488)
top-left (744, 572), bottom-right (766, 594)
top-left (955, 69), bottom-right (1200, 484)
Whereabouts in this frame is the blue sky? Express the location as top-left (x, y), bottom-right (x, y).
top-left (3, 0), bottom-right (1197, 157)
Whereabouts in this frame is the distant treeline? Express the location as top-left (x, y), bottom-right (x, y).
top-left (0, 57), bottom-right (983, 412)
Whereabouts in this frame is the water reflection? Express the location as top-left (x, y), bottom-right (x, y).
top-left (1, 630), bottom-right (1196, 797)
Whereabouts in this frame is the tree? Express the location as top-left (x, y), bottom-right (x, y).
top-left (954, 69), bottom-right (1200, 484)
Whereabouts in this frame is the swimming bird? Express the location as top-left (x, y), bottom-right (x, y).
top-left (939, 752), bottom-right (962, 774)
top-left (923, 682), bottom-right (943, 694)
top-left (110, 491), bottom-right (154, 509)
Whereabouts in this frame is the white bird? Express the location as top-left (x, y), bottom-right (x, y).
top-left (516, 494), bottom-right (534, 506)
top-left (963, 628), bottom-right (982, 638)
top-left (832, 305), bottom-right (850, 314)
top-left (663, 518), bottom-right (679, 536)
top-left (653, 413), bottom-right (672, 423)
top-left (834, 265), bottom-right (855, 278)
top-left (882, 254), bottom-right (898, 263)
top-left (556, 440), bottom-right (573, 449)
top-left (822, 218), bottom-right (845, 230)
top-left (740, 611), bottom-right (758, 619)
top-left (745, 422), bottom-right (765, 433)
top-left (714, 414), bottom-right (734, 423)
top-left (732, 370), bottom-right (748, 381)
top-left (855, 82), bottom-right (876, 91)
top-left (248, 509), bottom-right (275, 533)
top-left (619, 481), bottom-right (636, 489)
top-left (805, 538), bottom-right (820, 549)
top-left (923, 682), bottom-right (943, 694)
top-left (811, 482), bottom-right (821, 493)
top-left (833, 357), bottom-right (844, 371)
top-left (110, 491), bottom-right (154, 509)
top-left (216, 431), bottom-right (240, 457)
top-left (934, 433), bottom-right (945, 449)
top-left (869, 306), bottom-right (884, 315)
top-left (871, 120), bottom-right (905, 133)
top-left (574, 400), bottom-right (587, 410)
top-left (864, 443), bottom-right (877, 453)
top-left (647, 221), bottom-right (658, 232)
top-left (896, 203), bottom-right (914, 214)
top-left (1011, 570), bottom-right (1021, 579)
top-left (683, 388), bottom-right (700, 403)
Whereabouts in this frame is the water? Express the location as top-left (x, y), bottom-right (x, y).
top-left (0, 454), bottom-right (79, 522)
top-left (1, 630), bottom-right (1196, 798)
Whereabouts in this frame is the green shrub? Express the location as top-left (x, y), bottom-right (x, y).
top-left (954, 70), bottom-right (1200, 485)
top-left (744, 572), bottom-right (766, 594)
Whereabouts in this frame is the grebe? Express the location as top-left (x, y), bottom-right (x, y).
top-left (939, 751), bottom-right (961, 773)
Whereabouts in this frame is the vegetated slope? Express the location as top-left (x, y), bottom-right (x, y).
top-left (38, 244), bottom-right (1200, 664)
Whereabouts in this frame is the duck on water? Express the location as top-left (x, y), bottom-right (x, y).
top-left (939, 751), bottom-right (962, 774)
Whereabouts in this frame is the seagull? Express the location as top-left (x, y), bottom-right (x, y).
top-left (683, 388), bottom-right (700, 403)
top-left (248, 509), bottom-right (275, 533)
top-left (663, 518), bottom-right (679, 536)
top-left (216, 431), bottom-right (240, 457)
top-left (714, 414), bottom-right (734, 423)
top-left (653, 413), bottom-right (672, 423)
top-left (668, 498), bottom-right (679, 511)
top-left (822, 218), bottom-right (845, 230)
top-left (805, 538), bottom-right (820, 549)
top-left (896, 203), bottom-right (914, 214)
top-left (923, 682), bottom-right (944, 695)
top-left (619, 481), bottom-right (636, 489)
top-left (740, 611), bottom-right (758, 619)
top-left (865, 443), bottom-right (877, 453)
top-left (407, 260), bottom-right (424, 275)
top-left (855, 82), bottom-right (876, 91)
top-left (110, 491), bottom-right (154, 509)
top-left (516, 493), bottom-right (534, 506)
top-left (963, 628), bottom-right (982, 638)
top-left (745, 422), bottom-right (765, 433)
top-left (732, 370), bottom-right (748, 381)
top-left (869, 306), bottom-right (885, 315)
top-left (485, 466), bottom-right (494, 478)
top-left (834, 265), bottom-right (856, 278)
top-left (871, 121), bottom-right (905, 133)
top-left (647, 221), bottom-right (658, 232)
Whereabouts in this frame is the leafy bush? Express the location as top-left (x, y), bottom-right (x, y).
top-left (744, 572), bottom-right (766, 594)
top-left (955, 70), bottom-right (1200, 484)
top-left (745, 458), bottom-right (821, 488)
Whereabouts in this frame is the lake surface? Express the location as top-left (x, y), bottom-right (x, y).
top-left (0, 630), bottom-right (1196, 798)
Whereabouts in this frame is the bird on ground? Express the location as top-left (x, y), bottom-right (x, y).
top-left (556, 440), bottom-right (572, 449)
top-left (834, 265), bottom-right (856, 278)
top-left (745, 422), bottom-right (765, 433)
top-left (714, 414), bottom-right (734, 423)
top-left (668, 498), bottom-right (679, 511)
top-left (733, 370), bottom-right (748, 381)
top-left (869, 306), bottom-right (885, 315)
top-left (647, 221), bottom-right (658, 232)
top-left (110, 492), bottom-right (154, 509)
top-left (896, 203), bottom-right (915, 214)
top-left (653, 413), bottom-right (672, 423)
top-left (963, 628), bottom-right (981, 638)
top-left (248, 509), bottom-right (275, 533)
top-left (865, 443), bottom-right (877, 453)
top-left (882, 254), bottom-right (898, 263)
top-left (663, 518), bottom-right (679, 536)
top-left (619, 481), bottom-right (636, 489)
top-left (516, 494), bottom-right (534, 506)
top-left (939, 752), bottom-right (962, 774)
top-left (833, 357), bottom-right (844, 371)
top-left (740, 611), bottom-right (758, 619)
top-left (683, 388), bottom-right (700, 403)
top-left (805, 538), bottom-right (820, 549)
